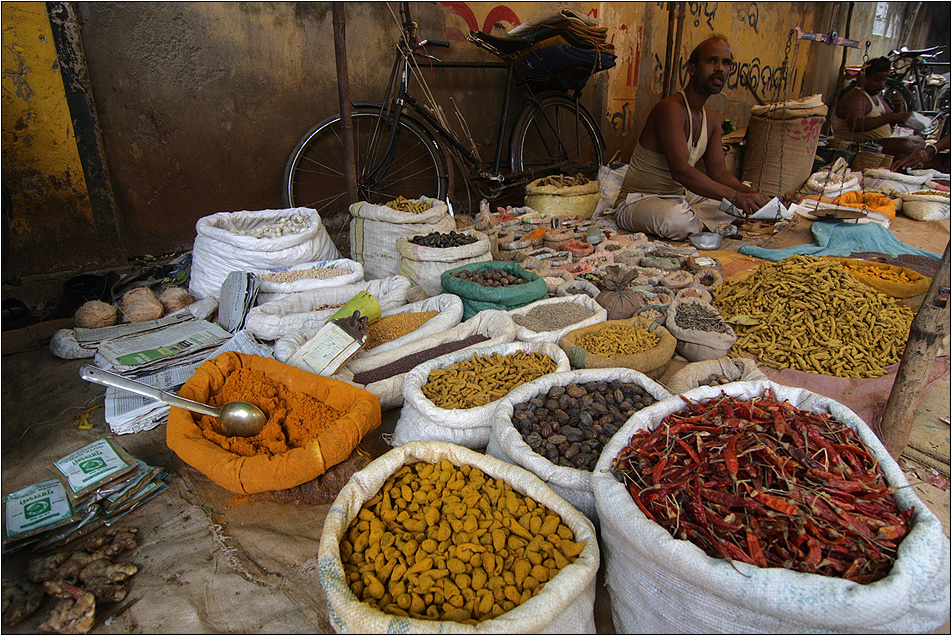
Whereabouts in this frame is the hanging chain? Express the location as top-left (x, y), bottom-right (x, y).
top-left (776, 30), bottom-right (794, 197)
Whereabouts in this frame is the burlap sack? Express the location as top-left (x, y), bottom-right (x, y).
top-left (559, 317), bottom-right (676, 376)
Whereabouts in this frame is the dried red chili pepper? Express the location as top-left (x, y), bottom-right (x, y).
top-left (611, 389), bottom-right (912, 584)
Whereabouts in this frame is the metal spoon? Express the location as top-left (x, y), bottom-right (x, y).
top-left (79, 365), bottom-right (267, 437)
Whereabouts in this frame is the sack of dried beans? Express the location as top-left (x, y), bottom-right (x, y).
top-left (393, 343), bottom-right (570, 449)
top-left (487, 368), bottom-right (670, 521)
top-left (592, 381), bottom-right (950, 633)
top-left (331, 310), bottom-right (517, 410)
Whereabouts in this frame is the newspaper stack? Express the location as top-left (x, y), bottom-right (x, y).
top-left (2, 436), bottom-right (169, 554)
top-left (218, 271), bottom-right (259, 332)
top-left (104, 329), bottom-right (273, 435)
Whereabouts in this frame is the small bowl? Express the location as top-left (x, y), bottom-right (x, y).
top-left (689, 232), bottom-right (723, 250)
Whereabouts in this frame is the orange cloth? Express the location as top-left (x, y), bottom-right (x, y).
top-left (831, 191), bottom-right (897, 220)
top-left (167, 352), bottom-right (381, 494)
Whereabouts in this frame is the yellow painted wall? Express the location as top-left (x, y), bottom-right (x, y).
top-left (1, 1), bottom-right (113, 274)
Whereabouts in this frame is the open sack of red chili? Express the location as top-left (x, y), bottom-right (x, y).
top-left (591, 381), bottom-right (950, 634)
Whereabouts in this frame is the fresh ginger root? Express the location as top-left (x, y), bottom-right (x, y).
top-left (38, 584), bottom-right (96, 635)
top-left (78, 560), bottom-right (137, 584)
top-left (26, 553), bottom-right (70, 584)
top-left (2, 579), bottom-right (45, 625)
top-left (102, 527), bottom-right (138, 558)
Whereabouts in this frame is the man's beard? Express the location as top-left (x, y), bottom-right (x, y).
top-left (694, 74), bottom-right (725, 95)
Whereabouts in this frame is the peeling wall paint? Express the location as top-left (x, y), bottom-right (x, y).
top-left (1, 2), bottom-right (124, 275)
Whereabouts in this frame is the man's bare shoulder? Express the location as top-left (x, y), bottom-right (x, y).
top-left (649, 95), bottom-right (688, 123)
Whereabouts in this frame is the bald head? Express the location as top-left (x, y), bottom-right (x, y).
top-left (688, 36), bottom-right (731, 66)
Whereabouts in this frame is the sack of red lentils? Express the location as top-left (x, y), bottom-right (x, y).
top-left (393, 342), bottom-right (570, 449)
top-left (591, 381), bottom-right (951, 633)
top-left (331, 310), bottom-right (517, 411)
top-left (317, 440), bottom-right (600, 633)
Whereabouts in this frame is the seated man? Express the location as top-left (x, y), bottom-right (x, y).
top-left (614, 35), bottom-right (770, 240)
top-left (832, 56), bottom-right (925, 159)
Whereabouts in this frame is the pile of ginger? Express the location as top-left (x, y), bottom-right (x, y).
top-left (2, 526), bottom-right (139, 634)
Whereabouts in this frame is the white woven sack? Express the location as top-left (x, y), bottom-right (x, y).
top-left (863, 168), bottom-right (930, 195)
top-left (244, 276), bottom-right (412, 341)
top-left (900, 190), bottom-right (951, 221)
top-left (486, 368), bottom-right (670, 521)
top-left (350, 198), bottom-right (455, 280)
top-left (665, 297), bottom-right (736, 362)
top-left (332, 310), bottom-right (516, 410)
top-left (253, 258), bottom-right (364, 304)
top-left (507, 295), bottom-right (606, 344)
top-left (189, 208), bottom-right (339, 300)
top-left (592, 380), bottom-right (951, 634)
top-left (593, 164), bottom-right (628, 217)
top-left (396, 230), bottom-right (493, 297)
top-left (802, 170), bottom-right (862, 197)
top-left (665, 356), bottom-right (767, 393)
top-left (394, 342), bottom-right (570, 449)
top-left (318, 441), bottom-right (600, 633)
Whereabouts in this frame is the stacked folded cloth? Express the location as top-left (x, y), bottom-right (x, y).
top-left (508, 9), bottom-right (614, 53)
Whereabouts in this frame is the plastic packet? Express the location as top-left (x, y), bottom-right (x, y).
top-left (2, 479), bottom-right (82, 551)
top-left (48, 436), bottom-right (138, 503)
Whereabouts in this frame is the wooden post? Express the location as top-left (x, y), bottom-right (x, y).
top-left (880, 240), bottom-right (951, 458)
top-left (333, 4), bottom-right (358, 204)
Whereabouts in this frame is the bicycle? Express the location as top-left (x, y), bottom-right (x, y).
top-left (282, 2), bottom-right (615, 216)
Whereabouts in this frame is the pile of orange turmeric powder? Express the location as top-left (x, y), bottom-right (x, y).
top-left (196, 367), bottom-right (342, 456)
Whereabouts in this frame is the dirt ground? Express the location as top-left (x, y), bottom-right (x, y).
top-left (1, 213), bottom-right (949, 633)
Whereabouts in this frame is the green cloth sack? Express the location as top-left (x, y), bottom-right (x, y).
top-left (441, 261), bottom-right (548, 320)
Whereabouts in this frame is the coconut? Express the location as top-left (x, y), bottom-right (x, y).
top-left (158, 287), bottom-right (195, 314)
top-left (74, 300), bottom-right (118, 329)
top-left (120, 287), bottom-right (164, 323)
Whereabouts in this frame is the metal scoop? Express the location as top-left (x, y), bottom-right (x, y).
top-left (79, 365), bottom-right (267, 437)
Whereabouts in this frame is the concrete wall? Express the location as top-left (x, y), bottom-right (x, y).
top-left (1, 1), bottom-right (942, 276)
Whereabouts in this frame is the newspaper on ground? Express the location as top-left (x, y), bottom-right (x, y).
top-left (218, 271), bottom-right (259, 332)
top-left (104, 329), bottom-right (273, 434)
top-left (73, 297), bottom-right (218, 347)
top-left (94, 319), bottom-right (233, 374)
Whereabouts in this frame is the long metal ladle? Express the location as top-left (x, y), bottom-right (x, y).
top-left (79, 365), bottom-right (267, 437)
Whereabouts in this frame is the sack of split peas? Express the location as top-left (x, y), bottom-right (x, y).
top-left (166, 352), bottom-right (381, 494)
top-left (591, 380), bottom-right (951, 633)
top-left (317, 441), bottom-right (600, 633)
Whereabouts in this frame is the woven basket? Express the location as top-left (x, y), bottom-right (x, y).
top-left (525, 178), bottom-right (600, 219)
top-left (742, 115), bottom-right (825, 196)
top-left (851, 150), bottom-right (893, 171)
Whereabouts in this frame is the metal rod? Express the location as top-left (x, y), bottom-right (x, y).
top-left (492, 63), bottom-right (515, 174)
top-left (880, 240), bottom-right (951, 459)
top-left (333, 4), bottom-right (358, 203)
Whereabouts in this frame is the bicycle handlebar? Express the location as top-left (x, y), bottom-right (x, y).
top-left (419, 39), bottom-right (450, 49)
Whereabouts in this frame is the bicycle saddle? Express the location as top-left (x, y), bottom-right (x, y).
top-left (468, 31), bottom-right (537, 58)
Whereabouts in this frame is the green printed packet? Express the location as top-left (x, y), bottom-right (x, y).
top-left (49, 436), bottom-right (137, 503)
top-left (2, 479), bottom-right (80, 549)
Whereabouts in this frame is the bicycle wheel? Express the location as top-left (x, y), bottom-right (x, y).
top-left (883, 83), bottom-right (918, 114)
top-left (283, 106), bottom-right (449, 214)
top-left (509, 94), bottom-right (605, 175)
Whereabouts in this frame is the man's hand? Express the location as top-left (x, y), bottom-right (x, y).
top-left (734, 191), bottom-right (772, 215)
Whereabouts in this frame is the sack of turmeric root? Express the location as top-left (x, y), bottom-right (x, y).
top-left (317, 441), bottom-right (600, 633)
top-left (822, 256), bottom-right (932, 298)
top-left (166, 352), bottom-right (381, 494)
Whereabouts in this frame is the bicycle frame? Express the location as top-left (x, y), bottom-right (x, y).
top-left (364, 31), bottom-right (597, 192)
